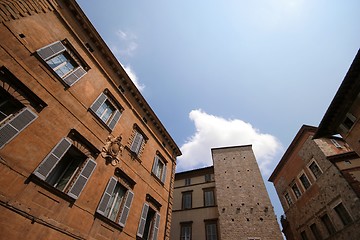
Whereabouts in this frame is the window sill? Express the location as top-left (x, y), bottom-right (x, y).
top-left (29, 174), bottom-right (76, 204)
top-left (151, 172), bottom-right (165, 186)
top-left (94, 212), bottom-right (124, 231)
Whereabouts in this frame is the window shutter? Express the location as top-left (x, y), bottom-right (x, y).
top-left (137, 203), bottom-right (149, 238)
top-left (97, 177), bottom-right (117, 216)
top-left (63, 67), bottom-right (86, 86)
top-left (118, 190), bottom-right (134, 227)
top-left (151, 212), bottom-right (160, 240)
top-left (34, 138), bottom-right (72, 180)
top-left (161, 164), bottom-right (167, 183)
top-left (130, 132), bottom-right (144, 154)
top-left (67, 158), bottom-right (97, 199)
top-left (37, 41), bottom-right (66, 60)
top-left (0, 107), bottom-right (37, 149)
top-left (90, 92), bottom-right (107, 113)
top-left (108, 109), bottom-right (121, 130)
top-left (152, 156), bottom-right (159, 174)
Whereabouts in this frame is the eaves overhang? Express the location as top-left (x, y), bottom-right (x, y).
top-left (314, 49), bottom-right (360, 139)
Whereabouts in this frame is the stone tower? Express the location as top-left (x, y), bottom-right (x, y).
top-left (212, 145), bottom-right (282, 240)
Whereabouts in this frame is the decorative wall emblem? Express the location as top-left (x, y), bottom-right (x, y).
top-left (102, 135), bottom-right (124, 166)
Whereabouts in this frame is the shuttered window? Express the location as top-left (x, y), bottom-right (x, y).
top-left (33, 137), bottom-right (97, 200)
top-left (204, 189), bottom-right (215, 207)
top-left (137, 203), bottom-right (160, 240)
top-left (152, 156), bottom-right (167, 183)
top-left (0, 107), bottom-right (37, 149)
top-left (90, 92), bottom-right (122, 131)
top-left (96, 177), bottom-right (134, 227)
top-left (130, 131), bottom-right (144, 154)
top-left (205, 222), bottom-right (218, 240)
top-left (36, 41), bottom-right (87, 86)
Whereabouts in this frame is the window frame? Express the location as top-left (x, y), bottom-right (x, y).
top-left (185, 178), bottom-right (191, 186)
top-left (284, 191), bottom-right (293, 207)
top-left (203, 188), bottom-right (215, 207)
top-left (36, 40), bottom-right (89, 87)
top-left (307, 159), bottom-right (323, 180)
top-left (0, 67), bottom-right (46, 149)
top-left (96, 176), bottom-right (134, 228)
top-left (309, 223), bottom-right (322, 240)
top-left (151, 155), bottom-right (167, 184)
top-left (333, 202), bottom-right (353, 227)
top-left (33, 136), bottom-right (97, 200)
top-left (291, 182), bottom-right (302, 199)
top-left (182, 191), bottom-right (193, 210)
top-left (205, 220), bottom-right (218, 240)
top-left (89, 90), bottom-right (123, 131)
top-left (298, 171), bottom-right (311, 191)
top-left (137, 203), bottom-right (160, 240)
top-left (320, 213), bottom-right (336, 236)
top-left (180, 222), bottom-right (192, 240)
top-left (339, 112), bottom-right (356, 133)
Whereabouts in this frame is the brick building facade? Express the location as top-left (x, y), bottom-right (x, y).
top-left (269, 125), bottom-right (360, 240)
top-left (171, 145), bottom-right (282, 240)
top-left (0, 0), bottom-right (181, 239)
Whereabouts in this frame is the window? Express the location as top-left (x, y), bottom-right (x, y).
top-left (205, 221), bottom-right (218, 240)
top-left (181, 222), bottom-right (192, 240)
top-left (299, 173), bottom-right (311, 190)
top-left (291, 183), bottom-right (301, 199)
top-left (340, 113), bottom-right (356, 132)
top-left (320, 213), bottom-right (336, 235)
top-left (309, 161), bottom-right (322, 179)
top-left (89, 91), bottom-right (122, 131)
top-left (334, 203), bottom-right (352, 226)
top-left (152, 155), bottom-right (167, 183)
top-left (33, 137), bottom-right (97, 199)
top-left (284, 192), bottom-right (293, 206)
top-left (182, 191), bottom-right (192, 209)
top-left (205, 174), bottom-right (212, 182)
top-left (300, 231), bottom-right (308, 240)
top-left (130, 129), bottom-right (145, 155)
top-left (204, 188), bottom-right (215, 207)
top-left (330, 139), bottom-right (342, 148)
top-left (137, 203), bottom-right (160, 240)
top-left (96, 177), bottom-right (134, 227)
top-left (310, 223), bottom-right (322, 240)
top-left (0, 67), bottom-right (46, 149)
top-left (36, 40), bottom-right (88, 87)
top-left (185, 178), bottom-right (191, 186)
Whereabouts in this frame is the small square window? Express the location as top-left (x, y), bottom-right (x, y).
top-left (299, 173), bottom-right (311, 190)
top-left (185, 178), bottom-right (191, 186)
top-left (291, 183), bottom-right (301, 199)
top-left (90, 91), bottom-right (122, 131)
top-left (37, 40), bottom-right (88, 87)
top-left (309, 161), bottom-right (322, 179)
top-left (205, 174), bottom-right (212, 182)
top-left (284, 192), bottom-right (293, 206)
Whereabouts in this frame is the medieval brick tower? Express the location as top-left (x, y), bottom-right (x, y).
top-left (212, 145), bottom-right (282, 240)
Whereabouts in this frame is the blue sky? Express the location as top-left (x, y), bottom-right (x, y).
top-left (77, 0), bottom-right (360, 228)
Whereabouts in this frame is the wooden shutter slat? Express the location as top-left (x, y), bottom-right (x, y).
top-left (37, 41), bottom-right (66, 60)
top-left (161, 163), bottom-right (167, 183)
top-left (118, 190), bottom-right (134, 227)
top-left (34, 138), bottom-right (72, 180)
top-left (130, 132), bottom-right (143, 154)
top-left (90, 92), bottom-right (107, 114)
top-left (0, 108), bottom-right (37, 149)
top-left (67, 158), bottom-right (96, 199)
top-left (63, 67), bottom-right (86, 86)
top-left (97, 177), bottom-right (117, 215)
top-left (137, 203), bottom-right (149, 238)
top-left (108, 109), bottom-right (121, 130)
top-left (151, 212), bottom-right (160, 240)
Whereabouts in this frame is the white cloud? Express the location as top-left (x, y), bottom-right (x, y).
top-left (110, 30), bottom-right (138, 57)
top-left (122, 64), bottom-right (145, 92)
top-left (177, 109), bottom-right (282, 176)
